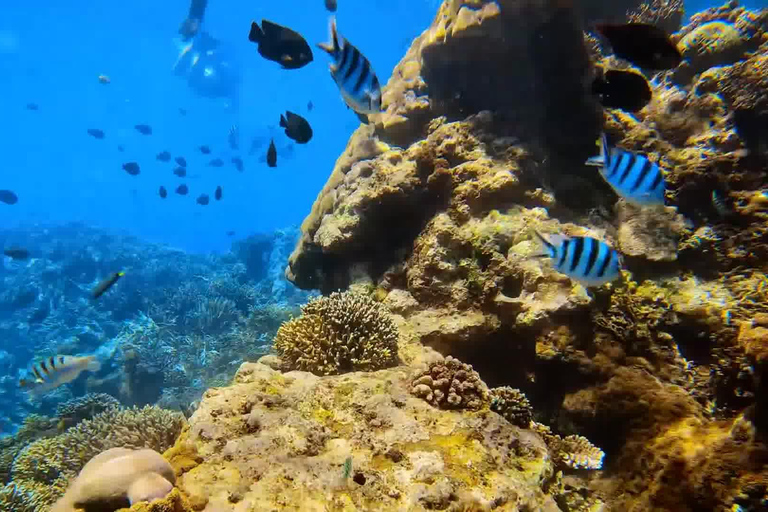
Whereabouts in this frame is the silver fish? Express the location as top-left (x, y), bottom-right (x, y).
top-left (20, 355), bottom-right (101, 394)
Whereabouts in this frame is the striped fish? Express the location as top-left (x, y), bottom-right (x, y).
top-left (19, 355), bottom-right (101, 395)
top-left (534, 231), bottom-right (622, 286)
top-left (586, 134), bottom-right (666, 206)
top-left (317, 17), bottom-right (382, 117)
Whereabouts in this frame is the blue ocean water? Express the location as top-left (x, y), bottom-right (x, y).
top-left (0, 0), bottom-right (435, 253)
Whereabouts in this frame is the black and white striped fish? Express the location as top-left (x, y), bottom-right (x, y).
top-left (19, 355), bottom-right (101, 395)
top-left (586, 133), bottom-right (666, 206)
top-left (317, 17), bottom-right (382, 117)
top-left (534, 231), bottom-right (622, 287)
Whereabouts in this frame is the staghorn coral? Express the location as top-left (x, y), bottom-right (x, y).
top-left (531, 422), bottom-right (605, 471)
top-left (274, 291), bottom-right (400, 376)
top-left (9, 406), bottom-right (184, 510)
top-left (410, 356), bottom-right (488, 410)
top-left (489, 386), bottom-right (533, 428)
top-left (55, 393), bottom-right (121, 430)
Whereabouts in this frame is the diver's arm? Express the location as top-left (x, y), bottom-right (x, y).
top-left (179, 0), bottom-right (209, 41)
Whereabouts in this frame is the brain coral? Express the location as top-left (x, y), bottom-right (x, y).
top-left (411, 356), bottom-right (488, 410)
top-left (274, 291), bottom-right (400, 375)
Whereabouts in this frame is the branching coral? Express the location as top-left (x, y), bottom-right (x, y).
top-left (0, 415), bottom-right (58, 483)
top-left (411, 356), bottom-right (488, 410)
top-left (55, 393), bottom-right (121, 430)
top-left (532, 422), bottom-right (605, 471)
top-left (489, 386), bottom-right (533, 428)
top-left (274, 291), bottom-right (400, 375)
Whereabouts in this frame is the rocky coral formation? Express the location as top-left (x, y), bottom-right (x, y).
top-left (1, 405), bottom-right (184, 511)
top-left (410, 355), bottom-right (488, 410)
top-left (284, 0), bottom-right (768, 509)
top-left (274, 291), bottom-right (400, 375)
top-left (490, 386), bottom-right (533, 428)
top-left (52, 448), bottom-right (175, 512)
top-left (169, 359), bottom-right (603, 511)
top-left (55, 393), bottom-right (121, 430)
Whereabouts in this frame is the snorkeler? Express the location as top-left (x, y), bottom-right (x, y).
top-left (173, 0), bottom-right (241, 103)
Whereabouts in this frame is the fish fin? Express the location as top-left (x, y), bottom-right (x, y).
top-left (533, 230), bottom-right (557, 257)
top-left (248, 21), bottom-right (263, 44)
top-left (85, 356), bottom-right (102, 373)
top-left (355, 111), bottom-right (370, 124)
top-left (585, 134), bottom-right (607, 167)
top-left (317, 16), bottom-right (338, 55)
top-left (279, 114), bottom-right (287, 128)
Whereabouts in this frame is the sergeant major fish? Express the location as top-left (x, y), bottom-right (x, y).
top-left (586, 134), bottom-right (666, 206)
top-left (534, 231), bottom-right (622, 287)
top-left (19, 355), bottom-right (102, 395)
top-left (317, 17), bottom-right (382, 119)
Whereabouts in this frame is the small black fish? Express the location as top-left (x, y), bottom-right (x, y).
top-left (26, 103), bottom-right (39, 111)
top-left (4, 247), bottom-right (30, 260)
top-left (594, 23), bottom-right (681, 70)
top-left (228, 125), bottom-right (239, 150)
top-left (117, 145), bottom-right (125, 152)
top-left (199, 145), bottom-right (211, 154)
top-left (175, 156), bottom-right (187, 167)
top-left (134, 124), bottom-right (153, 135)
top-left (196, 194), bottom-right (210, 205)
top-left (307, 100), bottom-right (314, 111)
top-left (173, 167), bottom-right (187, 177)
top-left (0, 190), bottom-right (16, 205)
top-left (215, 185), bottom-right (222, 200)
top-left (591, 69), bottom-right (652, 112)
top-left (156, 151), bottom-right (172, 162)
top-left (226, 230), bottom-right (235, 236)
top-left (231, 157), bottom-right (244, 172)
top-left (159, 186), bottom-right (168, 198)
top-left (92, 271), bottom-right (124, 299)
top-left (208, 158), bottom-right (224, 167)
top-left (325, 0), bottom-right (337, 12)
top-left (280, 111), bottom-right (313, 144)
top-left (267, 139), bottom-right (277, 167)
top-left (122, 162), bottom-right (140, 176)
top-left (179, 108), bottom-right (188, 116)
top-left (176, 184), bottom-right (189, 195)
top-left (87, 128), bottom-right (105, 139)
top-left (248, 20), bottom-right (313, 70)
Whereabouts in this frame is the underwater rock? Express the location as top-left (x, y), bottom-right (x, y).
top-left (615, 201), bottom-right (691, 261)
top-left (51, 448), bottom-right (175, 512)
top-left (172, 359), bottom-right (589, 511)
top-left (678, 20), bottom-right (746, 77)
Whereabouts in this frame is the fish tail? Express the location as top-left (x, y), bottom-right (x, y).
top-left (279, 114), bottom-right (287, 128)
top-left (317, 16), bottom-right (339, 56)
top-left (85, 356), bottom-right (102, 373)
top-left (248, 21), bottom-right (264, 43)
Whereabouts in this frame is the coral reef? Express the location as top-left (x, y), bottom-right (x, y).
top-left (51, 448), bottom-right (175, 512)
top-left (274, 291), bottom-right (400, 375)
top-left (283, 0), bottom-right (768, 509)
top-left (169, 359), bottom-right (604, 511)
top-left (1, 405), bottom-right (184, 511)
top-left (410, 356), bottom-right (488, 410)
top-left (490, 386), bottom-right (533, 428)
top-left (55, 393), bottom-right (121, 430)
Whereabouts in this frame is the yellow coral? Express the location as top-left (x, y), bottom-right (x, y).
top-left (274, 291), bottom-right (400, 376)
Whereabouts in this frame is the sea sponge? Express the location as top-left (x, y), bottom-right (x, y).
top-left (489, 386), bottom-right (533, 428)
top-left (9, 406), bottom-right (184, 509)
top-left (532, 422), bottom-right (604, 470)
top-left (51, 448), bottom-right (175, 512)
top-left (411, 356), bottom-right (488, 410)
top-left (55, 393), bottom-right (121, 430)
top-left (273, 291), bottom-right (400, 376)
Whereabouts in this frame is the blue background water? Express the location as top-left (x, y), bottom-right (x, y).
top-left (0, 0), bottom-right (763, 254)
top-left (0, 0), bottom-right (435, 253)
